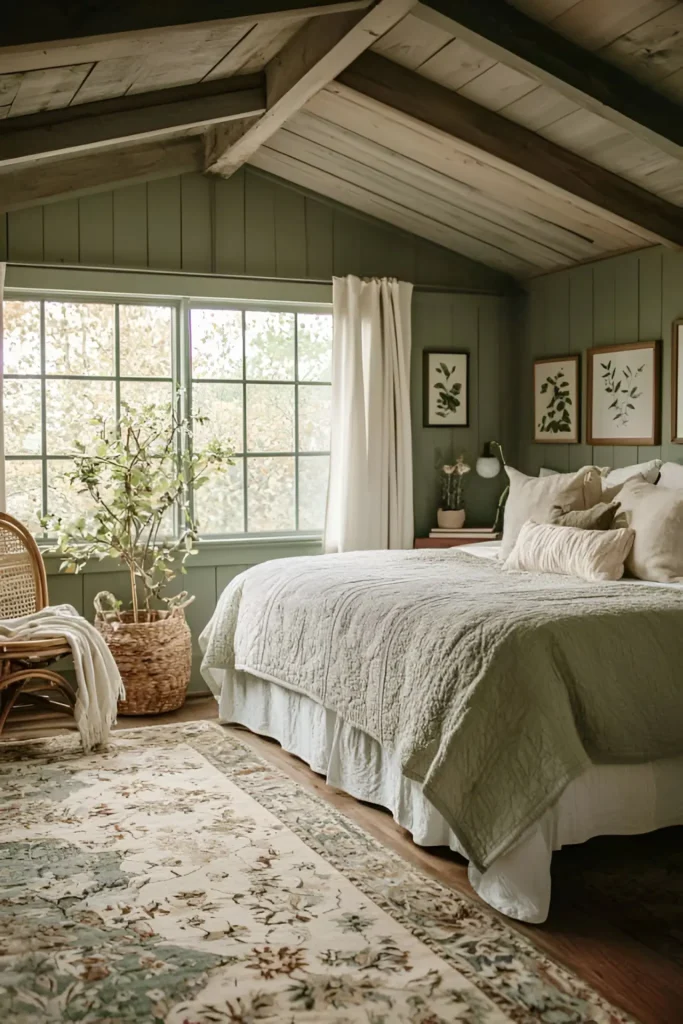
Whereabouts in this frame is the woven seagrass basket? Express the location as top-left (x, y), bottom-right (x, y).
top-left (95, 609), bottom-right (192, 715)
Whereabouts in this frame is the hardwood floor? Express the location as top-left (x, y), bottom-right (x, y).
top-left (4, 696), bottom-right (683, 1024)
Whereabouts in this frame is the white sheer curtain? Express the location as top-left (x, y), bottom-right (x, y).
top-left (0, 262), bottom-right (5, 513)
top-left (324, 275), bottom-right (413, 553)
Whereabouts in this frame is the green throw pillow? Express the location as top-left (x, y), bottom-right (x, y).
top-left (548, 501), bottom-right (620, 531)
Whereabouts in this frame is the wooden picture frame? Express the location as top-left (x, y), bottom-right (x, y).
top-left (672, 319), bottom-right (683, 444)
top-left (533, 355), bottom-right (580, 444)
top-left (423, 350), bottom-right (469, 427)
top-left (587, 340), bottom-right (660, 446)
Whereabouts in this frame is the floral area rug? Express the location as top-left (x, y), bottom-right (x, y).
top-left (0, 721), bottom-right (635, 1023)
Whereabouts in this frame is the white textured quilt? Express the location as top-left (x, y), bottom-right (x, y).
top-left (200, 548), bottom-right (683, 872)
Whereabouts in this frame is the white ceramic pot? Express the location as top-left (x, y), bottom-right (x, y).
top-left (437, 508), bottom-right (466, 529)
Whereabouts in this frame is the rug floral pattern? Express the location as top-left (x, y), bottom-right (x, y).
top-left (0, 722), bottom-right (634, 1023)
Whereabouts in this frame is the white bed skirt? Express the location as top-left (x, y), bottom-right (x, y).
top-left (216, 670), bottom-right (683, 923)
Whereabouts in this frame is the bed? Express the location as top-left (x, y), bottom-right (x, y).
top-left (200, 541), bottom-right (683, 923)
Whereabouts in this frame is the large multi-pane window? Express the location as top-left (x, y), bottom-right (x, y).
top-left (3, 295), bottom-right (332, 537)
top-left (190, 307), bottom-right (332, 535)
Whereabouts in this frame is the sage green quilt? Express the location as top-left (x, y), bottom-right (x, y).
top-left (201, 548), bottom-right (683, 872)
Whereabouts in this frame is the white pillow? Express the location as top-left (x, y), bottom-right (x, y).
top-left (540, 461), bottom-right (661, 485)
top-left (657, 462), bottom-right (683, 490)
top-left (502, 466), bottom-right (603, 558)
top-left (602, 460), bottom-right (661, 487)
top-left (504, 520), bottom-right (635, 582)
top-left (615, 478), bottom-right (683, 583)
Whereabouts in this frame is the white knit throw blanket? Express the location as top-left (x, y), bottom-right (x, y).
top-left (0, 604), bottom-right (124, 751)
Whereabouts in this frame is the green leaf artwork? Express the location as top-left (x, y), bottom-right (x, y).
top-left (537, 368), bottom-right (573, 435)
top-left (434, 361), bottom-right (463, 419)
top-left (600, 360), bottom-right (644, 427)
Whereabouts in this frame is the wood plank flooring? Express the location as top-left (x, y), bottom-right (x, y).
top-left (3, 696), bottom-right (683, 1024)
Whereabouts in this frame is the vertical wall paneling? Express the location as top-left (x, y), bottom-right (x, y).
top-left (168, 566), bottom-right (217, 690)
top-left (79, 192), bottom-right (114, 266)
top-left (612, 252), bottom-right (641, 468)
top-left (7, 206), bottom-right (44, 262)
top-left (380, 223), bottom-right (416, 283)
top-left (411, 291), bottom-right (453, 537)
top-left (5, 168), bottom-right (512, 292)
top-left (332, 208), bottom-right (361, 277)
top-left (638, 248), bottom-right (664, 464)
top-left (214, 170), bottom-right (246, 276)
top-left (544, 272), bottom-right (571, 472)
top-left (661, 249), bottom-right (683, 463)
top-left (304, 196), bottom-right (333, 280)
top-left (411, 291), bottom-right (510, 536)
top-left (147, 177), bottom-right (182, 271)
top-left (244, 171), bottom-right (276, 277)
top-left (476, 298), bottom-right (509, 518)
top-left (591, 258), bottom-right (617, 467)
top-left (518, 245), bottom-right (683, 477)
top-left (274, 186), bottom-right (306, 279)
top-left (525, 267), bottom-right (547, 474)
top-left (113, 183), bottom-right (148, 268)
top-left (180, 173), bottom-right (213, 273)
top-left (0, 214), bottom-right (7, 260)
top-left (568, 265), bottom-right (594, 472)
top-left (44, 199), bottom-right (80, 264)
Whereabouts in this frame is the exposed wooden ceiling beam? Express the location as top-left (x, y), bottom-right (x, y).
top-left (415, 1), bottom-right (683, 160)
top-left (205, 0), bottom-right (415, 177)
top-left (0, 4), bottom-right (371, 74)
top-left (337, 52), bottom-right (683, 248)
top-left (1, 2), bottom-right (371, 49)
top-left (0, 76), bottom-right (265, 167)
top-left (0, 137), bottom-right (202, 214)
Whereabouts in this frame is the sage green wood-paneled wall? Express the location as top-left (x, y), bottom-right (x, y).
top-left (2, 166), bottom-right (515, 693)
top-left (516, 246), bottom-right (683, 474)
top-left (412, 291), bottom-right (512, 536)
top-left (0, 167), bottom-right (510, 293)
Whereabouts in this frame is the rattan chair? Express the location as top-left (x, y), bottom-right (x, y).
top-left (0, 512), bottom-right (75, 735)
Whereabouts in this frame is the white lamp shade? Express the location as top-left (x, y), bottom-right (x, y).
top-left (476, 455), bottom-right (500, 479)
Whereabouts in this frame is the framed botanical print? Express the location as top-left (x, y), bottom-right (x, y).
top-left (423, 350), bottom-right (469, 427)
top-left (534, 355), bottom-right (580, 443)
top-left (673, 319), bottom-right (683, 443)
top-left (587, 340), bottom-right (660, 446)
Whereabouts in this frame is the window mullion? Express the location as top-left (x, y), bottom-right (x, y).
top-left (242, 309), bottom-right (248, 534)
top-left (294, 314), bottom-right (300, 532)
top-left (40, 301), bottom-right (47, 522)
top-left (178, 298), bottom-right (191, 536)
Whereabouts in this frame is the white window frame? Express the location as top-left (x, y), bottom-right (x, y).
top-left (3, 264), bottom-right (333, 541)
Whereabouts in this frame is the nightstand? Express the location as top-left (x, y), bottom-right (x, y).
top-left (414, 537), bottom-right (496, 549)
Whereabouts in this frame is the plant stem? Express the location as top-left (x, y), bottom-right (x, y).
top-left (129, 560), bottom-right (139, 623)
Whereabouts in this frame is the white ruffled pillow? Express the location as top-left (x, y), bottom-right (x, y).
top-left (504, 520), bottom-right (635, 582)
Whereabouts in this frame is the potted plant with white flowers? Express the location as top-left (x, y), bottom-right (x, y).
top-left (41, 398), bottom-right (234, 715)
top-left (437, 455), bottom-right (470, 529)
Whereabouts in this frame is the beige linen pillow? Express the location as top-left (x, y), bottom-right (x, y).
top-left (501, 466), bottom-right (603, 558)
top-left (504, 520), bottom-right (635, 582)
top-left (658, 462), bottom-right (683, 490)
top-left (614, 478), bottom-right (683, 583)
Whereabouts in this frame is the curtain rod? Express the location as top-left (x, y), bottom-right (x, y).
top-left (4, 262), bottom-right (514, 298)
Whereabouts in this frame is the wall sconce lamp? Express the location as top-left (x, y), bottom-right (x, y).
top-left (476, 441), bottom-right (508, 534)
